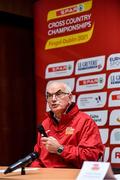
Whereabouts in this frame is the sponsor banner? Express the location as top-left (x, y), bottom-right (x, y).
top-left (75, 56), bottom-right (105, 75)
top-left (99, 128), bottom-right (109, 144)
top-left (77, 92), bottom-right (107, 109)
top-left (110, 128), bottom-right (120, 144)
top-left (108, 72), bottom-right (120, 89)
top-left (45, 61), bottom-right (74, 79)
top-left (109, 109), bottom-right (120, 126)
top-left (103, 147), bottom-right (110, 162)
top-left (46, 78), bottom-right (75, 92)
top-left (111, 148), bottom-right (120, 163)
top-left (35, 0), bottom-right (120, 168)
top-left (108, 91), bottom-right (120, 107)
top-left (85, 110), bottom-right (108, 126)
top-left (45, 0), bottom-right (94, 49)
top-left (47, 0), bottom-right (92, 21)
top-left (107, 53), bottom-right (120, 70)
top-left (76, 73), bottom-right (106, 92)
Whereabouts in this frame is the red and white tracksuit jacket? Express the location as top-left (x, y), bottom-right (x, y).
top-left (31, 104), bottom-right (104, 168)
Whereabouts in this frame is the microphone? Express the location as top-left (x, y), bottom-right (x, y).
top-left (37, 124), bottom-right (48, 137)
top-left (4, 152), bottom-right (39, 174)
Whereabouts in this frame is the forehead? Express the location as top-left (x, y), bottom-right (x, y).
top-left (47, 82), bottom-right (66, 93)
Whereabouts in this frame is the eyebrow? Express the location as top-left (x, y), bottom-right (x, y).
top-left (47, 89), bottom-right (63, 94)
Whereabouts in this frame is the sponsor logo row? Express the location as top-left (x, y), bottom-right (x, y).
top-left (76, 72), bottom-right (120, 91)
top-left (46, 79), bottom-right (120, 108)
top-left (99, 128), bottom-right (120, 145)
top-left (45, 53), bottom-right (120, 78)
top-left (86, 110), bottom-right (120, 126)
top-left (47, 73), bottom-right (120, 93)
top-left (77, 91), bottom-right (120, 108)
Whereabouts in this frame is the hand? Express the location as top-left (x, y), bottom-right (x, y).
top-left (41, 136), bottom-right (61, 153)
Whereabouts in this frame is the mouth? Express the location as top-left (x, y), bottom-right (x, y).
top-left (51, 104), bottom-right (59, 108)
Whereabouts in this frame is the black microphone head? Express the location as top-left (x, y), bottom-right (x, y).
top-left (37, 124), bottom-right (48, 137)
top-left (4, 152), bottom-right (39, 174)
top-left (30, 152), bottom-right (39, 161)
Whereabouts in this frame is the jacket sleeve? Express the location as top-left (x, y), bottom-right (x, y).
top-left (59, 118), bottom-right (105, 168)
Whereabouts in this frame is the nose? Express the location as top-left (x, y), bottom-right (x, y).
top-left (52, 94), bottom-right (57, 101)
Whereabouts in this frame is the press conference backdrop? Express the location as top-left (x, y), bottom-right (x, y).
top-left (34, 0), bottom-right (120, 168)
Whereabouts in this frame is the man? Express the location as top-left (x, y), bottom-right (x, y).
top-left (31, 81), bottom-right (104, 168)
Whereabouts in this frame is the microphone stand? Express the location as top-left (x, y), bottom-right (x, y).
top-left (21, 167), bottom-right (26, 175)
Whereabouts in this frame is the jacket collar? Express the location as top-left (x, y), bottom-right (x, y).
top-left (47, 103), bottom-right (79, 125)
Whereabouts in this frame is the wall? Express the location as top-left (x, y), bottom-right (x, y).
top-left (0, 0), bottom-right (33, 17)
top-left (0, 1), bottom-right (36, 165)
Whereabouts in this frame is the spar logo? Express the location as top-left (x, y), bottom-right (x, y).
top-left (108, 72), bottom-right (120, 89)
top-left (76, 74), bottom-right (106, 92)
top-left (45, 61), bottom-right (74, 79)
top-left (48, 65), bottom-right (67, 72)
top-left (108, 91), bottom-right (120, 107)
top-left (75, 56), bottom-right (105, 75)
top-left (85, 110), bottom-right (108, 126)
top-left (47, 0), bottom-right (92, 21)
top-left (111, 148), bottom-right (120, 163)
top-left (109, 109), bottom-right (120, 126)
top-left (79, 78), bottom-right (98, 85)
top-left (110, 128), bottom-right (120, 144)
top-left (56, 4), bottom-right (84, 17)
top-left (107, 53), bottom-right (120, 70)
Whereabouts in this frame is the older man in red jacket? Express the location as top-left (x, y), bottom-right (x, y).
top-left (31, 81), bottom-right (104, 168)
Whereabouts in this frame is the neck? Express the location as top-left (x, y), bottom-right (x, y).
top-left (54, 111), bottom-right (62, 120)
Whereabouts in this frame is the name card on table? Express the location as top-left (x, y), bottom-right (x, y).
top-left (76, 161), bottom-right (115, 180)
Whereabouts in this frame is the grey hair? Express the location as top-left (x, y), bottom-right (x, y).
top-left (46, 81), bottom-right (72, 94)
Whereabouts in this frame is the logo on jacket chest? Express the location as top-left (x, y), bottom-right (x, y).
top-left (65, 127), bottom-right (75, 135)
